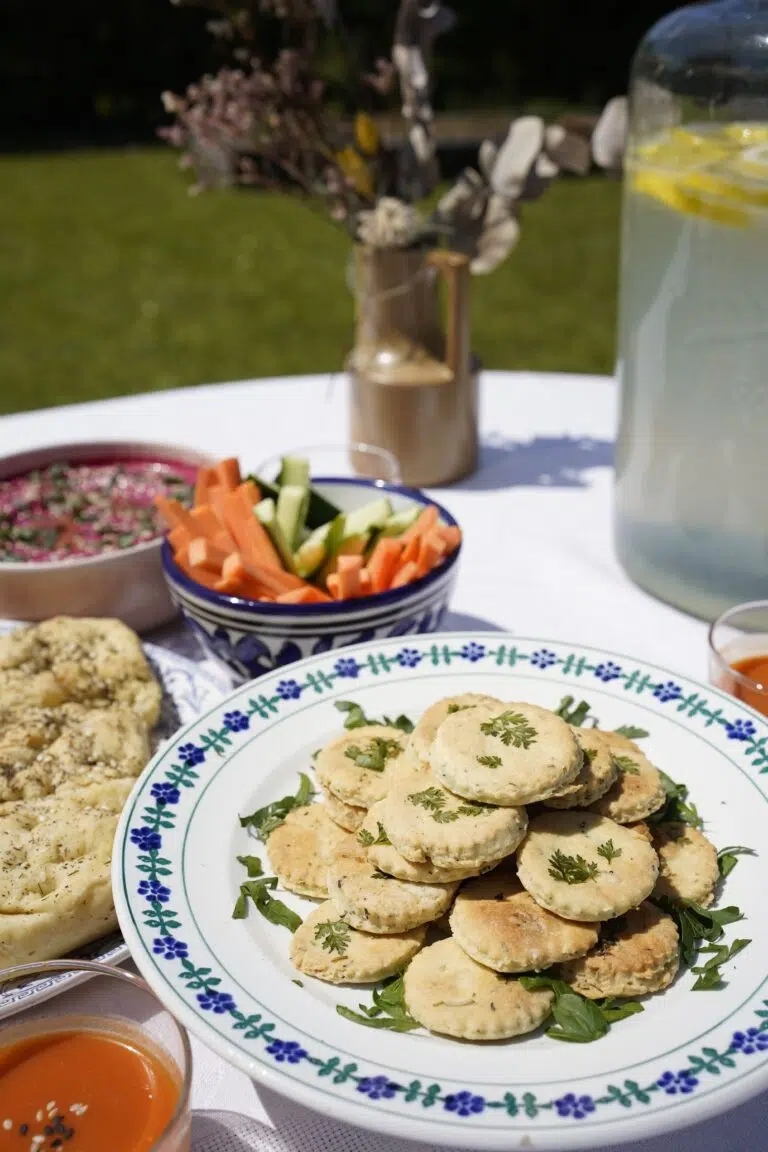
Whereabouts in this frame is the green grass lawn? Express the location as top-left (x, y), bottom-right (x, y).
top-left (0, 148), bottom-right (621, 415)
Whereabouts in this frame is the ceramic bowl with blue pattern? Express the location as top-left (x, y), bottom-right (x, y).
top-left (161, 479), bottom-right (461, 680)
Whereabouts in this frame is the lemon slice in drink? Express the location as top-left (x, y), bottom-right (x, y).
top-left (629, 124), bottom-right (768, 227)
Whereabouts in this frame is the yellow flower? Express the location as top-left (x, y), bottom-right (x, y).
top-left (354, 112), bottom-right (380, 156)
top-left (336, 146), bottom-right (374, 198)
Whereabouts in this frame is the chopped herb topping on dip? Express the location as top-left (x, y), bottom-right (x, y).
top-left (0, 460), bottom-right (195, 562)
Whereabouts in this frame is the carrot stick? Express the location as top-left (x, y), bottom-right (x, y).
top-left (221, 491), bottom-right (282, 570)
top-left (207, 484), bottom-right (230, 524)
top-left (190, 504), bottom-right (224, 538)
top-left (214, 573), bottom-right (266, 599)
top-left (188, 537), bottom-right (230, 574)
top-left (155, 496), bottom-right (196, 533)
top-left (240, 557), bottom-right (306, 596)
top-left (194, 466), bottom-right (217, 508)
top-left (399, 535), bottom-right (420, 567)
top-left (367, 537), bottom-right (403, 594)
top-left (237, 479), bottom-right (261, 507)
top-left (359, 569), bottom-right (372, 597)
top-left (277, 586), bottom-right (332, 604)
top-left (168, 525), bottom-right (192, 552)
top-left (174, 546), bottom-right (220, 589)
top-left (327, 573), bottom-right (342, 599)
top-left (337, 555), bottom-right (363, 598)
top-left (391, 560), bottom-right (418, 589)
top-left (215, 458), bottom-right (242, 491)
top-left (416, 530), bottom-right (447, 578)
top-left (439, 524), bottom-right (462, 553)
top-left (401, 505), bottom-right (439, 543)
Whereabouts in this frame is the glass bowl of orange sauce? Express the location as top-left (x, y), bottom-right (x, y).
top-left (708, 600), bottom-right (768, 717)
top-left (0, 960), bottom-right (192, 1152)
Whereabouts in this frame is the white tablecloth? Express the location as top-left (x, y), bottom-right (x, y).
top-left (2, 371), bottom-right (763, 1151)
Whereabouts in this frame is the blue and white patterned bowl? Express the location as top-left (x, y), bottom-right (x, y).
top-left (161, 479), bottom-right (461, 680)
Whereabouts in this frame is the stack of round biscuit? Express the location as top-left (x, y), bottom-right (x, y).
top-left (272, 694), bottom-right (720, 1042)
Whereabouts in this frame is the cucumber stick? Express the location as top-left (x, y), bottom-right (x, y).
top-left (294, 522), bottom-right (331, 579)
top-left (380, 506), bottom-right (421, 537)
top-left (343, 497), bottom-right (392, 539)
top-left (278, 455), bottom-right (310, 488)
top-left (254, 498), bottom-right (295, 571)
top-left (276, 485), bottom-right (309, 551)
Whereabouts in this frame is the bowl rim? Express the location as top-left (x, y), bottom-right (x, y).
top-left (162, 477), bottom-right (461, 617)
top-left (0, 439), bottom-right (216, 573)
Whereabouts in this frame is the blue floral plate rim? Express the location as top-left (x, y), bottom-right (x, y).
top-left (113, 632), bottom-right (768, 1151)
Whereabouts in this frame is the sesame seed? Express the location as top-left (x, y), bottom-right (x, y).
top-left (46, 1102), bottom-right (56, 1112)
top-left (2, 1120), bottom-right (11, 1131)
top-left (35, 1112), bottom-right (43, 1123)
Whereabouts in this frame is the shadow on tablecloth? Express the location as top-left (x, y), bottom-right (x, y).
top-left (445, 434), bottom-right (613, 492)
top-left (192, 1083), bottom-right (768, 1152)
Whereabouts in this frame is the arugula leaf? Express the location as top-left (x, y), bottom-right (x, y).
top-left (234, 877), bottom-right (303, 933)
top-left (655, 896), bottom-right (745, 966)
top-left (614, 724), bottom-right (649, 739)
top-left (520, 976), bottom-right (643, 1042)
top-left (335, 700), bottom-right (413, 733)
top-left (691, 938), bottom-right (751, 990)
top-left (648, 771), bottom-right (703, 828)
top-left (337, 971), bottom-right (420, 1032)
top-left (717, 845), bottom-right (757, 880)
top-left (239, 773), bottom-right (314, 840)
top-left (555, 696), bottom-right (594, 727)
top-left (236, 854), bottom-right (264, 878)
top-left (548, 849), bottom-right (599, 884)
top-left (596, 997), bottom-right (645, 1023)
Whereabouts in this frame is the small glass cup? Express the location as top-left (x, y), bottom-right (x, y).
top-left (708, 600), bottom-right (768, 716)
top-left (0, 960), bottom-right (192, 1152)
top-left (256, 441), bottom-right (402, 486)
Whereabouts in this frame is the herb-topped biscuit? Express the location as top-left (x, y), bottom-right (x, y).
top-left (404, 938), bottom-right (554, 1040)
top-left (557, 903), bottom-right (679, 998)
top-left (516, 810), bottom-right (659, 922)
top-left (267, 804), bottom-right (355, 898)
top-left (327, 849), bottom-right (457, 934)
top-left (0, 617), bottom-right (162, 728)
top-left (545, 727), bottom-right (618, 810)
top-left (289, 900), bottom-right (425, 984)
top-left (320, 786), bottom-right (367, 832)
top-left (431, 702), bottom-right (582, 806)
top-left (409, 694), bottom-right (503, 766)
top-left (358, 802), bottom-right (504, 883)
top-left (589, 733), bottom-right (666, 824)
top-left (652, 823), bottom-right (719, 907)
top-left (627, 821), bottom-right (653, 843)
top-left (380, 771), bottom-right (528, 869)
top-left (315, 725), bottom-right (407, 809)
top-left (449, 865), bottom-right (598, 972)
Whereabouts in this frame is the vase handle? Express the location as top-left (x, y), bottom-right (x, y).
top-left (426, 249), bottom-right (470, 378)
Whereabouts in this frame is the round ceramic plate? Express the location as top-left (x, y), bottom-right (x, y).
top-left (114, 633), bottom-right (767, 1150)
top-left (0, 626), bottom-right (231, 1018)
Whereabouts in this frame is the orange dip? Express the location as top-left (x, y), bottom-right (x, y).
top-left (730, 654), bottom-right (768, 716)
top-left (0, 1026), bottom-right (180, 1152)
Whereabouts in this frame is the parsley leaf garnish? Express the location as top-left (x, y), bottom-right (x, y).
top-left (447, 703), bottom-right (471, 714)
top-left (233, 877), bottom-right (302, 932)
top-left (596, 839), bottom-right (622, 863)
top-left (337, 971), bottom-right (420, 1032)
top-left (554, 696), bottom-right (593, 727)
top-left (239, 772), bottom-right (314, 841)
top-left (717, 845), bottom-right (756, 880)
top-left (480, 710), bottom-right (538, 748)
top-left (614, 724), bottom-right (649, 740)
top-left (344, 736), bottom-right (402, 772)
top-left (358, 821), bottom-right (391, 847)
top-left (314, 919), bottom-right (351, 955)
top-left (520, 976), bottom-right (643, 1042)
top-left (613, 754), bottom-right (640, 776)
top-left (691, 938), bottom-right (751, 990)
top-left (335, 700), bottom-right (414, 733)
top-left (648, 771), bottom-right (703, 828)
top-left (548, 849), bottom-right (599, 884)
top-left (476, 754), bottom-right (502, 769)
top-left (407, 786), bottom-right (490, 823)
